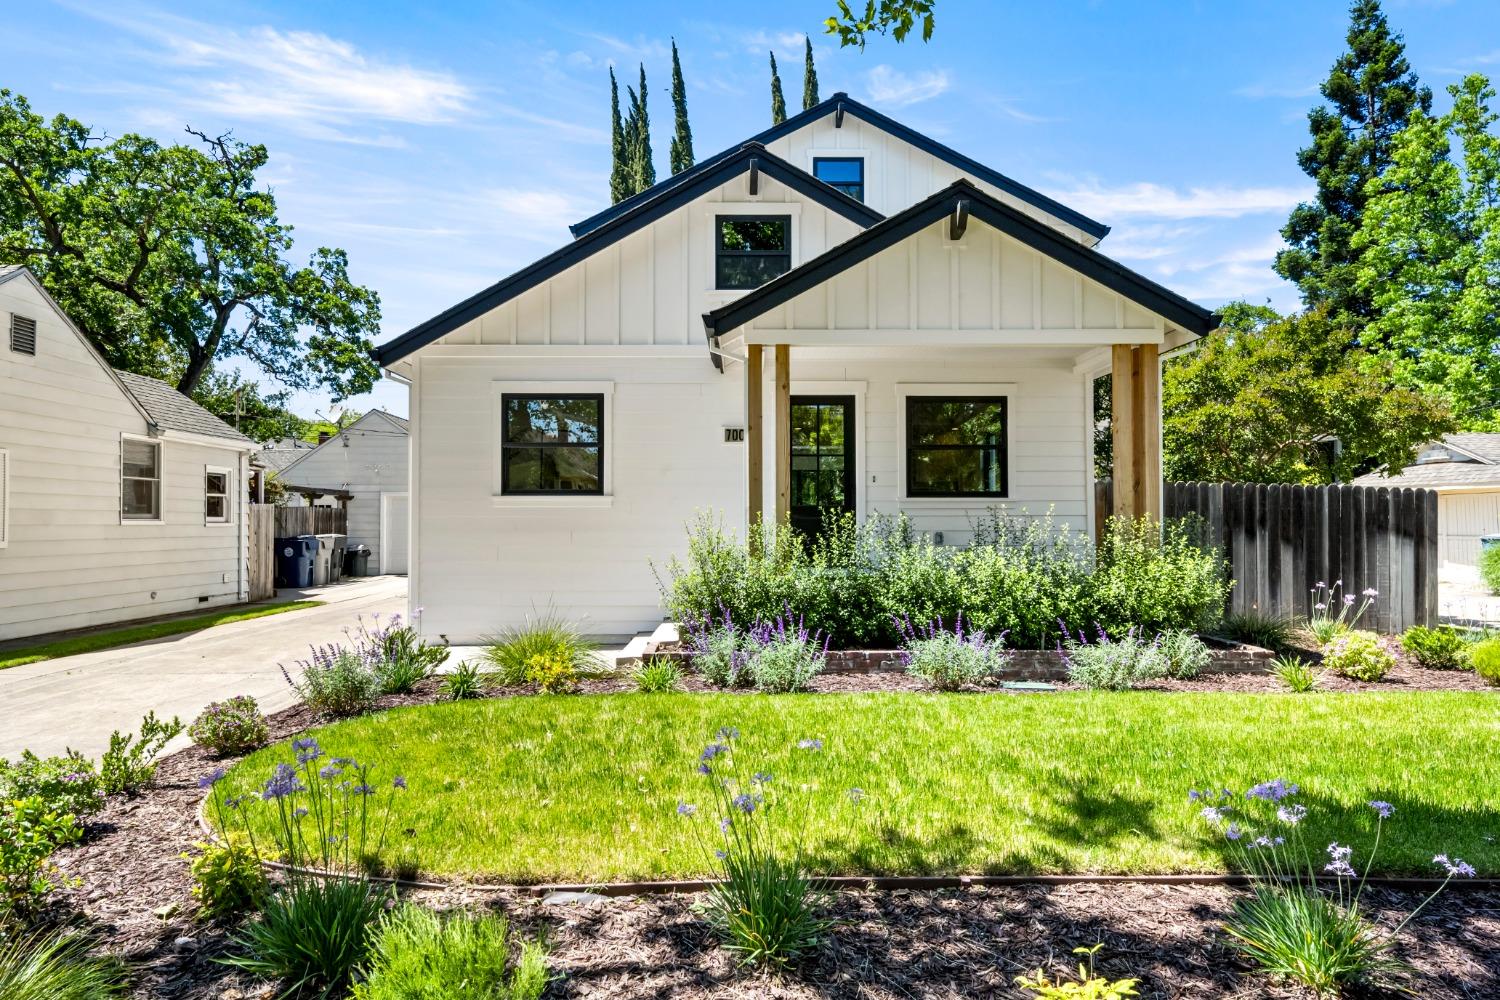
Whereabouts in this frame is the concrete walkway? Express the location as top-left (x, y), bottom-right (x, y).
top-left (0, 576), bottom-right (406, 761)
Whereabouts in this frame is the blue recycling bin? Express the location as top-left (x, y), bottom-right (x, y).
top-left (274, 535), bottom-right (318, 589)
top-left (1482, 534), bottom-right (1500, 552)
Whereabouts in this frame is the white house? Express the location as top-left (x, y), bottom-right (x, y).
top-left (374, 93), bottom-right (1219, 641)
top-left (0, 266), bottom-right (257, 642)
top-left (272, 410), bottom-right (411, 574)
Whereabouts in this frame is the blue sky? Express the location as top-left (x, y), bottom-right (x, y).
top-left (8, 0), bottom-right (1498, 421)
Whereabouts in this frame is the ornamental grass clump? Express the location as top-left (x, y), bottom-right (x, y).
top-left (1272, 655), bottom-right (1322, 693)
top-left (894, 613), bottom-right (1010, 690)
top-left (1062, 626), bottom-right (1169, 691)
top-left (631, 657), bottom-right (683, 693)
top-left (0, 928), bottom-right (126, 1000)
top-left (190, 696), bottom-right (271, 756)
top-left (675, 728), bottom-right (836, 968)
top-left (354, 906), bottom-right (548, 1000)
top-left (1218, 609), bottom-right (1299, 654)
top-left (1322, 630), bottom-right (1395, 682)
top-left (439, 659), bottom-right (487, 700)
top-left (482, 610), bottom-right (598, 686)
top-left (1399, 626), bottom-right (1469, 670)
top-left (1156, 629), bottom-right (1211, 680)
top-left (1190, 779), bottom-right (1474, 997)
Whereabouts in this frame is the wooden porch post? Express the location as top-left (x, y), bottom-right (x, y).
top-left (746, 345), bottom-right (764, 534)
top-left (774, 344), bottom-right (791, 526)
top-left (1110, 344), bottom-right (1137, 519)
top-left (1110, 343), bottom-right (1162, 522)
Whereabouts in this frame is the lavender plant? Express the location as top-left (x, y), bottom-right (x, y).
top-left (1306, 580), bottom-right (1378, 645)
top-left (894, 613), bottom-right (1010, 690)
top-left (743, 610), bottom-right (829, 693)
top-left (1061, 626), bottom-right (1169, 691)
top-left (1156, 629), bottom-right (1211, 680)
top-left (682, 607), bottom-right (752, 688)
top-left (349, 611), bottom-right (450, 694)
top-left (282, 645), bottom-right (381, 717)
top-left (1190, 780), bottom-right (1475, 996)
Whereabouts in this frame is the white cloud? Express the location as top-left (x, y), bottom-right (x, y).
top-left (1100, 223), bottom-right (1204, 262)
top-left (1050, 179), bottom-right (1311, 220)
top-left (863, 65), bottom-right (950, 107)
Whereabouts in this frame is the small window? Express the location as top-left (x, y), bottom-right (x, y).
top-left (813, 157), bottom-right (865, 202)
top-left (905, 396), bottom-right (1008, 498)
top-left (122, 438), bottom-right (161, 520)
top-left (500, 394), bottom-right (604, 495)
top-left (205, 468), bottom-right (230, 523)
top-left (9, 314), bottom-right (37, 356)
top-left (715, 216), bottom-right (791, 290)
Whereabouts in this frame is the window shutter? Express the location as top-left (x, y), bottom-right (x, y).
top-left (0, 449), bottom-right (9, 548)
top-left (9, 315), bottom-right (37, 356)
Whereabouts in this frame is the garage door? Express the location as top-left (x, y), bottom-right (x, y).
top-left (1439, 491), bottom-right (1500, 570)
top-left (380, 493), bottom-right (409, 575)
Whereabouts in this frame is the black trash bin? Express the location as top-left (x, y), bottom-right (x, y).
top-left (274, 535), bottom-right (318, 588)
top-left (343, 543), bottom-right (371, 578)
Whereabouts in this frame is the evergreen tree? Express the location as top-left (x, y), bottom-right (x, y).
top-left (1274, 0), bottom-right (1432, 328)
top-left (608, 68), bottom-right (631, 204)
top-left (802, 36), bottom-right (820, 110)
top-left (634, 63), bottom-right (656, 191)
top-left (669, 40), bottom-right (694, 174)
top-left (622, 83), bottom-right (641, 196)
top-left (770, 51), bottom-right (787, 125)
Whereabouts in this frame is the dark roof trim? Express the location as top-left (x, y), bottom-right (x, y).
top-left (571, 92), bottom-right (1109, 242)
top-left (704, 179), bottom-right (1219, 343)
top-left (373, 144), bottom-right (883, 366)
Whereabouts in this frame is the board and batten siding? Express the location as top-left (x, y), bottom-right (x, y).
top-left (0, 277), bottom-right (248, 642)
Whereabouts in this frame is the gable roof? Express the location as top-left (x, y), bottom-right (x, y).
top-left (114, 370), bottom-right (254, 445)
top-left (275, 409), bottom-right (409, 480)
top-left (372, 143), bottom-right (882, 367)
top-left (572, 93), bottom-right (1109, 243)
top-left (256, 446), bottom-right (314, 473)
top-left (1351, 462), bottom-right (1500, 490)
top-left (703, 179), bottom-right (1219, 356)
top-left (1441, 433), bottom-right (1500, 465)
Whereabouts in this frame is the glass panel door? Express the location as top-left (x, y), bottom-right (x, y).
top-left (788, 396), bottom-right (855, 540)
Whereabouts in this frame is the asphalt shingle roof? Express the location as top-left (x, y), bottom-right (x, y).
top-left (255, 446), bottom-right (315, 472)
top-left (1445, 433), bottom-right (1500, 464)
top-left (113, 370), bottom-right (254, 445)
top-left (1352, 462), bottom-right (1500, 490)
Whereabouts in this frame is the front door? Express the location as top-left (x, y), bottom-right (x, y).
top-left (789, 396), bottom-right (855, 539)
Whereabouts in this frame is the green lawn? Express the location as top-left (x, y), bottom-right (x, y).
top-left (0, 601), bottom-right (324, 670)
top-left (219, 691), bottom-right (1500, 883)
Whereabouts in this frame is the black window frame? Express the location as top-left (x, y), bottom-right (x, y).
top-left (904, 395), bottom-right (1009, 499)
top-left (499, 393), bottom-right (606, 496)
top-left (812, 156), bottom-right (865, 202)
top-left (714, 215), bottom-right (792, 290)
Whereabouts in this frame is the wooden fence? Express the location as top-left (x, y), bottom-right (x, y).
top-left (1096, 481), bottom-right (1439, 632)
top-left (247, 505), bottom-right (276, 602)
top-left (271, 505), bottom-right (347, 537)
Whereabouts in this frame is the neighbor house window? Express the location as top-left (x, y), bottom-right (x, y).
top-left (500, 394), bottom-right (604, 494)
top-left (813, 157), bottom-right (864, 201)
top-left (715, 216), bottom-right (791, 290)
top-left (122, 438), bottom-right (162, 520)
top-left (205, 468), bottom-right (230, 523)
top-left (905, 396), bottom-right (1008, 497)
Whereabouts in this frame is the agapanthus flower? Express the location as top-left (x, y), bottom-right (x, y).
top-left (719, 817), bottom-right (732, 832)
top-left (676, 802), bottom-right (698, 816)
top-left (1246, 779), bottom-right (1300, 802)
top-left (293, 807), bottom-right (309, 818)
top-left (1277, 804), bottom-right (1307, 825)
top-left (751, 772), bottom-right (772, 785)
top-left (716, 726), bottom-right (740, 742)
top-left (1252, 836), bottom-right (1285, 849)
top-left (292, 737), bottom-right (319, 751)
top-left (1200, 805), bottom-right (1231, 824)
top-left (1325, 842), bottom-right (1356, 877)
top-left (849, 787), bottom-right (865, 804)
top-left (1369, 800), bottom-right (1394, 819)
top-left (714, 849), bottom-right (728, 860)
top-left (261, 763), bottom-right (305, 801)
top-left (1225, 823), bottom-right (1243, 841)
top-left (731, 793), bottom-right (758, 814)
top-left (198, 767), bottom-right (227, 789)
top-left (1434, 854), bottom-right (1476, 878)
top-left (700, 742), bottom-right (729, 762)
top-left (297, 747), bottom-right (324, 765)
top-left (796, 738), bottom-right (823, 752)
top-left (319, 764), bottom-right (344, 779)
top-left (393, 775), bottom-right (407, 790)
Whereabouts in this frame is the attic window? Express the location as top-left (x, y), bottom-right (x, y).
top-left (716, 216), bottom-right (791, 290)
top-left (813, 157), bottom-right (864, 202)
top-left (9, 314), bottom-right (36, 356)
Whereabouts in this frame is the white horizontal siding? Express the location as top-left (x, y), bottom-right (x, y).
top-left (277, 412), bottom-right (409, 569)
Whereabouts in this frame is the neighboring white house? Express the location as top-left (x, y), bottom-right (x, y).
top-left (1354, 434), bottom-right (1500, 576)
top-left (374, 93), bottom-right (1219, 641)
top-left (272, 410), bottom-right (411, 574)
top-left (0, 266), bottom-right (257, 642)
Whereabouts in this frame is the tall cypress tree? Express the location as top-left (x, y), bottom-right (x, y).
top-left (769, 51), bottom-right (787, 125)
top-left (802, 36), bottom-right (819, 110)
top-left (622, 83), bottom-right (642, 197)
top-left (1274, 0), bottom-right (1432, 328)
top-left (634, 63), bottom-right (656, 191)
top-left (669, 40), bottom-right (694, 174)
top-left (608, 68), bottom-right (631, 204)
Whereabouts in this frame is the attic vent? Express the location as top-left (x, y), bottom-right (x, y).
top-left (9, 314), bottom-right (37, 356)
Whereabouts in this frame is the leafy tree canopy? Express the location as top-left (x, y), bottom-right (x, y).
top-left (192, 371), bottom-right (314, 444)
top-left (0, 90), bottom-right (381, 400)
top-left (1163, 304), bottom-right (1452, 483)
top-left (1356, 74), bottom-right (1500, 429)
top-left (826, 0), bottom-right (936, 48)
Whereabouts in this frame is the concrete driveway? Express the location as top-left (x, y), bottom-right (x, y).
top-left (0, 576), bottom-right (406, 761)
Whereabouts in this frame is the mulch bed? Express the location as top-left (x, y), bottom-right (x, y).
top-left (41, 669), bottom-right (1499, 998)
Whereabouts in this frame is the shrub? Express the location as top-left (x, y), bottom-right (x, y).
top-left (632, 658), bottom-right (683, 693)
top-left (524, 652), bottom-right (578, 694)
top-left (222, 876), bottom-right (387, 997)
top-left (440, 660), bottom-right (487, 701)
top-left (99, 711), bottom-right (184, 796)
top-left (0, 751), bottom-right (102, 819)
top-left (1480, 543), bottom-right (1500, 595)
top-left (1471, 637), bottom-right (1500, 686)
top-left (0, 797), bottom-right (82, 918)
top-left (1157, 629), bottom-right (1211, 680)
top-left (283, 646), bottom-right (381, 717)
top-left (1090, 516), bottom-right (1230, 636)
top-left (353, 906), bottom-right (547, 1000)
top-left (1014, 944), bottom-right (1140, 998)
top-left (1064, 629), bottom-right (1169, 691)
top-left (190, 696), bottom-right (271, 756)
top-left (1218, 609), bottom-right (1298, 653)
top-left (1272, 655), bottom-right (1321, 693)
top-left (1322, 630), bottom-right (1394, 682)
top-left (186, 839), bottom-right (267, 920)
top-left (0, 928), bottom-right (126, 1000)
top-left (1399, 626), bottom-right (1468, 670)
top-left (743, 612), bottom-right (828, 693)
top-left (895, 614), bottom-right (1010, 691)
top-left (482, 612), bottom-right (597, 685)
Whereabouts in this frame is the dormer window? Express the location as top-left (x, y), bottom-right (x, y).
top-left (813, 157), bottom-right (865, 202)
top-left (715, 216), bottom-right (791, 290)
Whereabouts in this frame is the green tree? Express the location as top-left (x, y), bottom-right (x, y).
top-left (192, 371), bottom-right (312, 443)
top-left (669, 40), bottom-right (694, 175)
top-left (826, 0), bottom-right (936, 48)
top-left (802, 36), bottom-right (820, 110)
top-left (609, 68), bottom-right (631, 203)
top-left (1274, 0), bottom-right (1432, 327)
top-left (633, 64), bottom-right (655, 191)
top-left (1162, 305), bottom-right (1451, 483)
top-left (770, 52), bottom-right (787, 125)
top-left (1356, 74), bottom-right (1500, 429)
top-left (0, 90), bottom-right (381, 400)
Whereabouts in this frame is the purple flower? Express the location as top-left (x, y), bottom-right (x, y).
top-left (1325, 842), bottom-right (1356, 877)
top-left (751, 772), bottom-right (772, 786)
top-left (198, 768), bottom-right (227, 789)
top-left (849, 787), bottom-right (865, 804)
top-left (319, 764), bottom-right (344, 779)
top-left (293, 807), bottom-right (309, 818)
top-left (291, 737), bottom-right (319, 752)
top-left (1362, 588), bottom-right (1378, 598)
top-left (1246, 779), bottom-right (1299, 803)
top-left (1277, 804), bottom-right (1307, 826)
top-left (796, 738), bottom-right (823, 752)
top-left (716, 726), bottom-right (740, 742)
top-left (719, 817), bottom-right (732, 833)
top-left (1200, 806), bottom-right (1231, 824)
top-left (1369, 800), bottom-right (1394, 819)
top-left (261, 763), bottom-right (304, 801)
top-left (731, 793), bottom-right (758, 814)
top-left (1225, 823), bottom-right (1243, 841)
top-left (1252, 836), bottom-right (1285, 849)
top-left (676, 802), bottom-right (698, 816)
top-left (700, 742), bottom-right (729, 762)
top-left (1434, 854), bottom-right (1476, 878)
top-left (696, 763), bottom-right (711, 775)
top-left (714, 849), bottom-right (728, 860)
